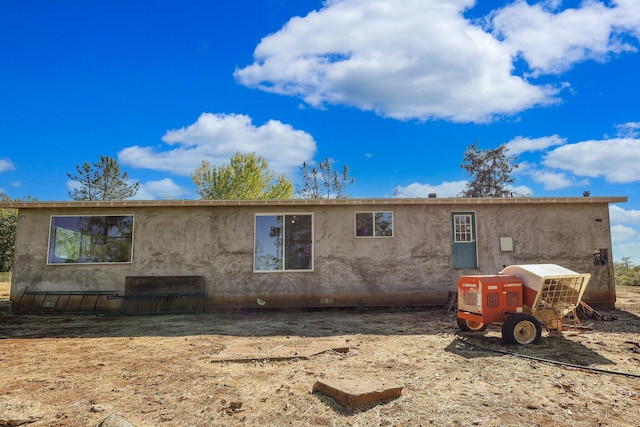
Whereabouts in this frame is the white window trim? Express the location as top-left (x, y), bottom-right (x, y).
top-left (354, 211), bottom-right (394, 238)
top-left (453, 213), bottom-right (474, 243)
top-left (253, 212), bottom-right (314, 273)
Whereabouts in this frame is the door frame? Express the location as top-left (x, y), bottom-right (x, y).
top-left (452, 211), bottom-right (478, 269)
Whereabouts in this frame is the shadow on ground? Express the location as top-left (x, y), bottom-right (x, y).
top-left (0, 306), bottom-right (461, 339)
top-left (445, 331), bottom-right (615, 366)
top-left (1, 301), bottom-right (639, 342)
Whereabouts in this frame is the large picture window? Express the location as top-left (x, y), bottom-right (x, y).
top-left (355, 211), bottom-right (393, 237)
top-left (254, 214), bottom-right (313, 272)
top-left (48, 215), bottom-right (134, 264)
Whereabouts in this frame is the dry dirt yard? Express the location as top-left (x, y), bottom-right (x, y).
top-left (1, 282), bottom-right (639, 427)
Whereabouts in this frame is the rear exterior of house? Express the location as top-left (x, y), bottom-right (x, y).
top-left (2, 196), bottom-right (625, 311)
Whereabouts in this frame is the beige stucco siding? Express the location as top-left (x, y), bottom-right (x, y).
top-left (473, 204), bottom-right (615, 304)
top-left (7, 198), bottom-right (621, 309)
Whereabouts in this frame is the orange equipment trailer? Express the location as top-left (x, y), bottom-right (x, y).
top-left (456, 264), bottom-right (591, 345)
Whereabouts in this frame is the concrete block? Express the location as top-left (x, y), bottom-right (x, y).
top-left (313, 378), bottom-right (402, 411)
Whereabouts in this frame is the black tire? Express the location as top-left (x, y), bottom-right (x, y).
top-left (457, 317), bottom-right (488, 332)
top-left (502, 313), bottom-right (542, 345)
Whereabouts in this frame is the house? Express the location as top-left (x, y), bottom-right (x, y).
top-left (1, 196), bottom-right (626, 312)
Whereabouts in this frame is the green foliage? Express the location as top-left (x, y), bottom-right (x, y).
top-left (0, 197), bottom-right (16, 272)
top-left (191, 152), bottom-right (294, 200)
top-left (615, 257), bottom-right (640, 286)
top-left (0, 193), bottom-right (36, 272)
top-left (460, 142), bottom-right (519, 198)
top-left (67, 156), bottom-right (139, 201)
top-left (299, 158), bottom-right (354, 198)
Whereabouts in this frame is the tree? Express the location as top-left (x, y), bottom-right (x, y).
top-left (0, 193), bottom-right (36, 272)
top-left (67, 156), bottom-right (139, 201)
top-left (299, 158), bottom-right (355, 198)
top-left (615, 257), bottom-right (640, 286)
top-left (191, 152), bottom-right (294, 200)
top-left (459, 142), bottom-right (519, 198)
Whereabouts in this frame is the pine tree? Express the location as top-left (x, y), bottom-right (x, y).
top-left (460, 142), bottom-right (518, 198)
top-left (67, 156), bottom-right (139, 201)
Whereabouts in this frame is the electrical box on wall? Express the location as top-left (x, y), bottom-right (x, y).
top-left (500, 237), bottom-right (513, 252)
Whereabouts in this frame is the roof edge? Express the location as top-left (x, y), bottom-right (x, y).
top-left (0, 196), bottom-right (628, 209)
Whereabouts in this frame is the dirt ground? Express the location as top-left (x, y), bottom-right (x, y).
top-left (1, 282), bottom-right (639, 427)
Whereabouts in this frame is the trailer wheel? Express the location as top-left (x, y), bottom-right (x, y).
top-left (457, 317), bottom-right (488, 332)
top-left (502, 314), bottom-right (542, 345)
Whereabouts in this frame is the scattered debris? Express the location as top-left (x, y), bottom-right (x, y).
top-left (0, 400), bottom-right (43, 427)
top-left (220, 400), bottom-right (244, 415)
top-left (210, 338), bottom-right (349, 362)
top-left (444, 290), bottom-right (457, 313)
top-left (625, 341), bottom-right (640, 351)
top-left (97, 413), bottom-right (135, 427)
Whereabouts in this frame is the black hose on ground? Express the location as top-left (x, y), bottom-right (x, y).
top-left (454, 334), bottom-right (640, 379)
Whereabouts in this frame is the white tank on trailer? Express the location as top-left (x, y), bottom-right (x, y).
top-left (499, 264), bottom-right (588, 293)
top-left (499, 264), bottom-right (591, 318)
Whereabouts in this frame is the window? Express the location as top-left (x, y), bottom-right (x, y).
top-left (48, 215), bottom-right (134, 264)
top-left (254, 214), bottom-right (313, 272)
top-left (355, 211), bottom-right (393, 237)
top-left (453, 214), bottom-right (473, 242)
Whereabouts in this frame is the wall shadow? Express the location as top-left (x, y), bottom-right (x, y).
top-left (1, 304), bottom-right (639, 342)
top-left (0, 307), bottom-right (460, 339)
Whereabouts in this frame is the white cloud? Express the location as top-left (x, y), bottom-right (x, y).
top-left (119, 113), bottom-right (317, 176)
top-left (615, 121), bottom-right (640, 138)
top-left (235, 0), bottom-right (555, 123)
top-left (0, 158), bottom-right (15, 173)
top-left (510, 184), bottom-right (533, 197)
top-left (65, 180), bottom-right (79, 194)
top-left (610, 205), bottom-right (640, 225)
top-left (134, 179), bottom-right (190, 200)
top-left (517, 159), bottom-right (588, 190)
top-left (612, 239), bottom-right (640, 263)
top-left (611, 224), bottom-right (637, 242)
top-left (235, 0), bottom-right (640, 122)
top-left (543, 138), bottom-right (640, 183)
top-left (512, 160), bottom-right (533, 175)
top-left (529, 169), bottom-right (585, 190)
top-left (393, 180), bottom-right (468, 198)
top-left (505, 135), bottom-right (566, 156)
top-left (490, 0), bottom-right (640, 75)
top-left (393, 180), bottom-right (532, 197)
top-left (609, 206), bottom-right (640, 262)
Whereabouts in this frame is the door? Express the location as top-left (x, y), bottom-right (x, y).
top-left (452, 212), bottom-right (477, 269)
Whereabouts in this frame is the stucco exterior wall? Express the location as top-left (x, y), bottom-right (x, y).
top-left (8, 199), bottom-right (617, 310)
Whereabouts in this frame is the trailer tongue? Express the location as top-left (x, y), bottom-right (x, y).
top-left (456, 264), bottom-right (591, 345)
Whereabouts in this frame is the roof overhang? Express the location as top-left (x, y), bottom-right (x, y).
top-left (0, 196), bottom-right (628, 209)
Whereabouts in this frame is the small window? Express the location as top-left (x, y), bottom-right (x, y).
top-left (48, 215), bottom-right (134, 264)
top-left (355, 211), bottom-right (393, 237)
top-left (453, 214), bottom-right (473, 242)
top-left (254, 214), bottom-right (313, 272)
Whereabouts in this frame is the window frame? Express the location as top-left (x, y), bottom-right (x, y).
top-left (253, 212), bottom-right (314, 273)
top-left (47, 214), bottom-right (135, 265)
top-left (354, 211), bottom-right (394, 238)
top-left (452, 211), bottom-right (478, 269)
top-left (453, 213), bottom-right (474, 243)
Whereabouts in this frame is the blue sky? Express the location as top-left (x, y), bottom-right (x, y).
top-left (1, 0), bottom-right (639, 263)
